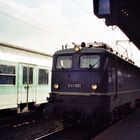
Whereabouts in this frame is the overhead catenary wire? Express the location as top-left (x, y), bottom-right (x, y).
top-left (71, 0), bottom-right (135, 59)
top-left (0, 1), bottom-right (72, 42)
top-left (0, 0), bottom-right (118, 43)
top-left (0, 1), bottom-right (132, 50)
top-left (71, 0), bottom-right (127, 39)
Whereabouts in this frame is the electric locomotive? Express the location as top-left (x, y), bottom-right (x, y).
top-left (46, 42), bottom-right (140, 125)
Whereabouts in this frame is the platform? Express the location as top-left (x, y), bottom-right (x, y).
top-left (92, 109), bottom-right (140, 140)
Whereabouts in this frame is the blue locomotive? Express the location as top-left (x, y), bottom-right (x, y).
top-left (45, 42), bottom-right (140, 125)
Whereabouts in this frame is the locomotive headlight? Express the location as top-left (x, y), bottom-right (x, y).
top-left (74, 45), bottom-right (80, 52)
top-left (91, 83), bottom-right (97, 90)
top-left (53, 83), bottom-right (59, 89)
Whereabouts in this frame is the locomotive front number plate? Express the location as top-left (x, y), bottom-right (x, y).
top-left (68, 83), bottom-right (82, 88)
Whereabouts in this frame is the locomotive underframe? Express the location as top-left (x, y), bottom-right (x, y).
top-left (46, 90), bottom-right (140, 125)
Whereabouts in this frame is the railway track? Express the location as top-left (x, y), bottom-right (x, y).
top-left (35, 128), bottom-right (65, 140)
top-left (0, 108), bottom-right (134, 140)
top-left (35, 126), bottom-right (101, 140)
top-left (0, 111), bottom-right (62, 140)
top-left (35, 109), bottom-right (134, 140)
top-left (0, 111), bottom-right (41, 129)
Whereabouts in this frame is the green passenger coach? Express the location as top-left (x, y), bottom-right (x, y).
top-left (0, 42), bottom-right (52, 114)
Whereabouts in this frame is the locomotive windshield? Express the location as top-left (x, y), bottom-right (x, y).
top-left (80, 55), bottom-right (100, 69)
top-left (55, 54), bottom-right (101, 69)
top-left (56, 55), bottom-right (72, 69)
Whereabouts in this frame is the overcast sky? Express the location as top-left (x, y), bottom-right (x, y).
top-left (0, 0), bottom-right (140, 65)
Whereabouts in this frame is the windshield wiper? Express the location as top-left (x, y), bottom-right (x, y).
top-left (60, 60), bottom-right (64, 69)
top-left (60, 64), bottom-right (64, 69)
top-left (89, 61), bottom-right (98, 69)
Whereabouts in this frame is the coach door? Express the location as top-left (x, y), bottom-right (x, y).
top-left (18, 63), bottom-right (37, 111)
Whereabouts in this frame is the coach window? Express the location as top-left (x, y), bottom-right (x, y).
top-left (80, 55), bottom-right (100, 69)
top-left (0, 64), bottom-right (16, 85)
top-left (23, 67), bottom-right (33, 84)
top-left (23, 67), bottom-right (27, 84)
top-left (56, 56), bottom-right (72, 69)
top-left (29, 67), bottom-right (33, 84)
top-left (38, 69), bottom-right (49, 84)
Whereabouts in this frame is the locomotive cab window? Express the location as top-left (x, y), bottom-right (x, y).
top-left (0, 64), bottom-right (16, 85)
top-left (80, 55), bottom-right (100, 69)
top-left (56, 55), bottom-right (72, 69)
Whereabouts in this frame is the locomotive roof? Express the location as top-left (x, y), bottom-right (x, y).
top-left (54, 46), bottom-right (137, 66)
top-left (54, 47), bottom-right (108, 55)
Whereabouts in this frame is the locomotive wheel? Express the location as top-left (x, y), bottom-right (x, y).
top-left (62, 111), bottom-right (82, 127)
top-left (111, 108), bottom-right (120, 121)
top-left (93, 114), bottom-right (110, 128)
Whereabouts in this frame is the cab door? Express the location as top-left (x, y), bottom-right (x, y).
top-left (18, 63), bottom-right (37, 111)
